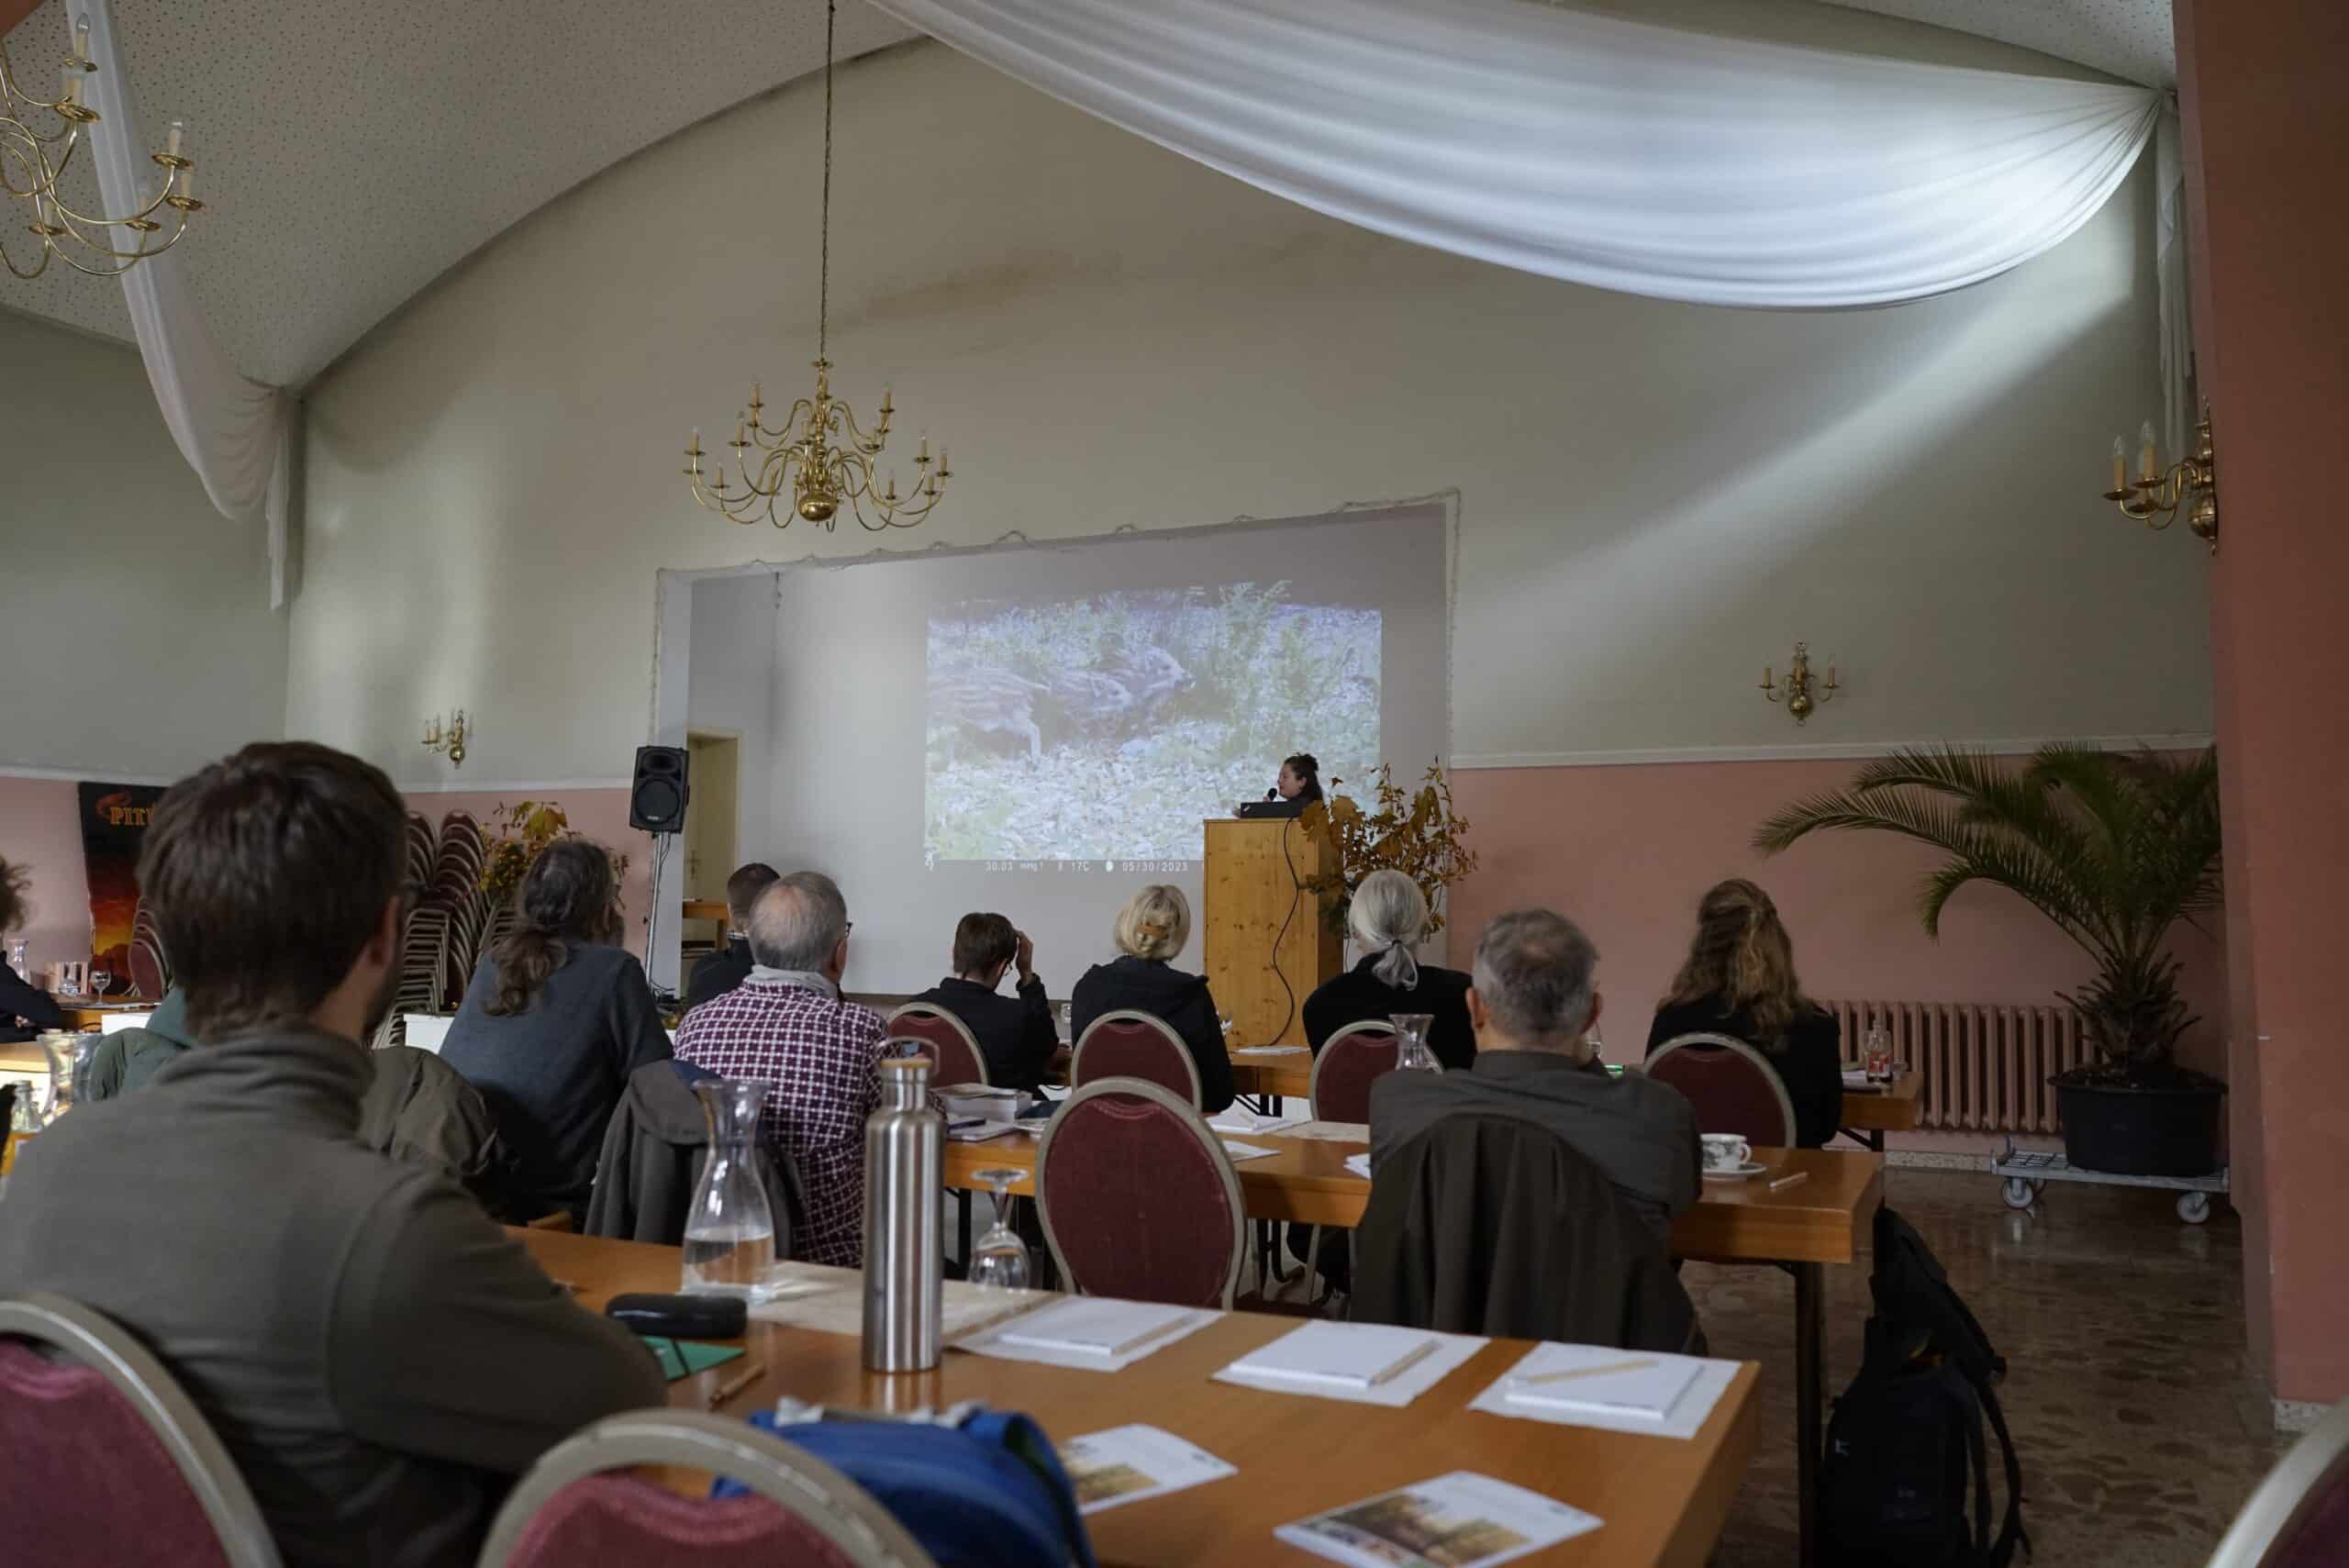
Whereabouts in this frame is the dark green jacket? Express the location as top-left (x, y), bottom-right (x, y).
top-left (77, 988), bottom-right (196, 1100)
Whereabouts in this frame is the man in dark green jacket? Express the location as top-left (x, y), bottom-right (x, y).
top-left (0, 742), bottom-right (662, 1568)
top-left (77, 987), bottom-right (195, 1099)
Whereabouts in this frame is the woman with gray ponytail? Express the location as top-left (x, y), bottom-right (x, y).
top-left (1303, 868), bottom-right (1477, 1071)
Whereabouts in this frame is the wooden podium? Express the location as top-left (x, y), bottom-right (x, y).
top-left (1202, 817), bottom-right (1342, 1049)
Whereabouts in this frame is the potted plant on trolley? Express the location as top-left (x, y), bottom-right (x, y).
top-left (1753, 743), bottom-right (2224, 1176)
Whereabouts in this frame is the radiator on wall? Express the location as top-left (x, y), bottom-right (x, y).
top-left (1823, 999), bottom-right (2092, 1135)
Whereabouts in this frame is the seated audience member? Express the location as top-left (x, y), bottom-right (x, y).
top-left (681, 860), bottom-right (780, 1013)
top-left (0, 742), bottom-right (662, 1568)
top-left (1069, 884), bottom-right (1235, 1113)
top-left (0, 858), bottom-right (63, 1040)
top-left (1304, 868), bottom-right (1475, 1070)
top-left (1372, 908), bottom-right (1699, 1241)
top-left (440, 838), bottom-right (671, 1222)
top-left (1647, 878), bottom-right (1842, 1148)
top-left (674, 870), bottom-right (887, 1266)
top-left (906, 912), bottom-right (1060, 1089)
top-left (77, 986), bottom-right (197, 1098)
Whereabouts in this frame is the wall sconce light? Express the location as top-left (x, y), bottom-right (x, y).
top-left (2102, 409), bottom-right (2217, 553)
top-left (1760, 642), bottom-right (1838, 725)
top-left (422, 710), bottom-right (468, 768)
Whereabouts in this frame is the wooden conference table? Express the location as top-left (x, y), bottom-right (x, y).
top-left (948, 1129), bottom-right (1880, 1567)
top-left (1232, 1051), bottom-right (1924, 1151)
top-left (518, 1227), bottom-right (1760, 1567)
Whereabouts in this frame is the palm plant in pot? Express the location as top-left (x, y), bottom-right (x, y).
top-left (1753, 743), bottom-right (2224, 1176)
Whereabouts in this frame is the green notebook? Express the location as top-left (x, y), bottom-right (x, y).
top-left (644, 1337), bottom-right (746, 1383)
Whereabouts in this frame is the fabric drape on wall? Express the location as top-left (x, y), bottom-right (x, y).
top-left (870, 0), bottom-right (2162, 310)
top-left (79, 0), bottom-right (299, 607)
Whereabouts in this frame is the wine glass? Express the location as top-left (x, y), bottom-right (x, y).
top-left (1391, 1013), bottom-right (1437, 1072)
top-left (968, 1169), bottom-right (1032, 1291)
top-left (87, 968), bottom-right (112, 1002)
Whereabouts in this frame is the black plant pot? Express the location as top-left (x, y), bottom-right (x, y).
top-left (2054, 1074), bottom-right (2226, 1177)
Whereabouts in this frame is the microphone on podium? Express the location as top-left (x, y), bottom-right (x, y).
top-left (1265, 787), bottom-right (1279, 801)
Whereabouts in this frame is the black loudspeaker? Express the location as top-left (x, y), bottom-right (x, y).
top-left (628, 745), bottom-right (690, 833)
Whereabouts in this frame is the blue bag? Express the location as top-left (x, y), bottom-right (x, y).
top-left (715, 1398), bottom-right (1097, 1568)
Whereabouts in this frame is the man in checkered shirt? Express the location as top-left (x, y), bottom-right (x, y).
top-left (674, 870), bottom-right (886, 1266)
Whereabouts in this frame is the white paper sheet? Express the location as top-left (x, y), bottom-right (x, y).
top-left (747, 1263), bottom-right (1052, 1342)
top-left (960, 1298), bottom-right (1221, 1372)
top-left (1344, 1153), bottom-right (1372, 1179)
top-left (1062, 1424), bottom-right (1238, 1514)
top-left (1465, 1343), bottom-right (1741, 1441)
top-left (1491, 1347), bottom-right (1703, 1422)
top-left (1209, 1106), bottom-right (1302, 1135)
top-left (1282, 1120), bottom-right (1371, 1142)
top-left (946, 1119), bottom-right (1025, 1142)
top-left (1219, 1140), bottom-right (1279, 1162)
top-left (1216, 1321), bottom-right (1487, 1407)
top-left (1275, 1471), bottom-right (1601, 1567)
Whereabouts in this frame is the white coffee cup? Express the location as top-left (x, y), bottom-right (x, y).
top-left (1700, 1133), bottom-right (1753, 1172)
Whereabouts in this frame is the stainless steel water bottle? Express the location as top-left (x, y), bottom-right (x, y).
top-left (863, 1052), bottom-right (943, 1372)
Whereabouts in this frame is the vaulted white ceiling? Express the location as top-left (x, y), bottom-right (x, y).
top-left (2, 0), bottom-right (2171, 391)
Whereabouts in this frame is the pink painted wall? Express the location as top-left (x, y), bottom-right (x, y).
top-left (1449, 760), bottom-right (2228, 1095)
top-left (2176, 0), bottom-right (2349, 1408)
top-left (0, 777), bottom-right (647, 977)
top-left (0, 777), bottom-right (94, 978)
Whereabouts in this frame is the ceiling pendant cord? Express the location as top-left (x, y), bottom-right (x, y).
top-left (818, 0), bottom-right (834, 366)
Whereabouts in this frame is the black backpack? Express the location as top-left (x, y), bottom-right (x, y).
top-left (1820, 1205), bottom-right (2028, 1568)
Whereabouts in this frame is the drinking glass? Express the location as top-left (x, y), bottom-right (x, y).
top-left (1053, 1001), bottom-right (1073, 1044)
top-left (1391, 1013), bottom-right (1438, 1072)
top-left (968, 1168), bottom-right (1032, 1291)
top-left (87, 968), bottom-right (112, 1002)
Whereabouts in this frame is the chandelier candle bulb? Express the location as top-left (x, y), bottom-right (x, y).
top-left (167, 119), bottom-right (184, 158)
top-left (2139, 419), bottom-right (2158, 481)
top-left (61, 67), bottom-right (79, 106)
top-left (2110, 438), bottom-right (2126, 492)
top-left (72, 18), bottom-right (88, 63)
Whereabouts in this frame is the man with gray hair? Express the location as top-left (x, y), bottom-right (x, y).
top-left (1370, 907), bottom-right (1699, 1240)
top-left (674, 870), bottom-right (888, 1265)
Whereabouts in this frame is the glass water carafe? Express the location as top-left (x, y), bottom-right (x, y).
top-left (681, 1078), bottom-right (781, 1302)
top-left (1391, 1013), bottom-right (1439, 1073)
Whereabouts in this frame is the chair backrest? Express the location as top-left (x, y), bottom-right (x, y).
top-left (1034, 1078), bottom-right (1244, 1309)
top-left (1309, 1019), bottom-right (1400, 1123)
top-left (2209, 1399), bottom-right (2349, 1568)
top-left (1645, 1031), bottom-right (1798, 1147)
top-left (1070, 1010), bottom-right (1200, 1107)
top-left (479, 1408), bottom-right (936, 1568)
top-left (1349, 1111), bottom-right (1697, 1351)
top-left (0, 1292), bottom-right (281, 1568)
top-left (885, 1005), bottom-right (987, 1087)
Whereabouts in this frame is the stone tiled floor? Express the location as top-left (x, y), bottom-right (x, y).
top-left (1689, 1166), bottom-right (2282, 1566)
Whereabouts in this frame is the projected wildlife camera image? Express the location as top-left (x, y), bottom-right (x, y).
top-left (926, 583), bottom-right (1381, 862)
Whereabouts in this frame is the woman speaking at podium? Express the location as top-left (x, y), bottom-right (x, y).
top-left (1241, 752), bottom-right (1323, 818)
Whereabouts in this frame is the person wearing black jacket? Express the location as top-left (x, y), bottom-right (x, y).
top-left (1304, 868), bottom-right (1475, 1071)
top-left (681, 862), bottom-right (780, 1015)
top-left (0, 858), bottom-right (64, 1042)
top-left (1069, 884), bottom-right (1235, 1113)
top-left (905, 913), bottom-right (1061, 1090)
top-left (1646, 878), bottom-right (1842, 1149)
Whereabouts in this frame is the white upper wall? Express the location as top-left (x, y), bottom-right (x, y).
top-left (288, 34), bottom-right (2208, 785)
top-left (0, 307), bottom-right (287, 781)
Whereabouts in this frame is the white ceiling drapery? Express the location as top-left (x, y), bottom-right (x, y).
top-left (869, 0), bottom-right (2163, 310)
top-left (79, 0), bottom-right (298, 606)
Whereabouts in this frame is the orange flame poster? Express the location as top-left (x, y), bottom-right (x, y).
top-left (77, 783), bottom-right (163, 997)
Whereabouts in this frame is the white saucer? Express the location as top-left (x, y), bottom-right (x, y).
top-left (1701, 1161), bottom-right (1768, 1180)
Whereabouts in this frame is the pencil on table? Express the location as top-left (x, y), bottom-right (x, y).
top-left (707, 1362), bottom-right (764, 1409)
top-left (1768, 1171), bottom-right (1809, 1193)
top-left (1516, 1358), bottom-right (1656, 1386)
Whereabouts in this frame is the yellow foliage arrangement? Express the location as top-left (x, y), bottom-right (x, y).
top-left (479, 801), bottom-right (629, 909)
top-left (1298, 761), bottom-right (1478, 933)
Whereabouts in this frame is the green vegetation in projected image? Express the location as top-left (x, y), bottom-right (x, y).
top-left (925, 582), bottom-right (1382, 862)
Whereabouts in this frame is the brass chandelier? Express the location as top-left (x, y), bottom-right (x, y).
top-left (683, 0), bottom-right (951, 532)
top-left (1, 15), bottom-right (203, 281)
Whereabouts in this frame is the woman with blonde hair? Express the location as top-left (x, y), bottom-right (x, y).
top-left (1303, 868), bottom-right (1475, 1071)
top-left (1068, 884), bottom-right (1234, 1112)
top-left (1647, 878), bottom-right (1842, 1147)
